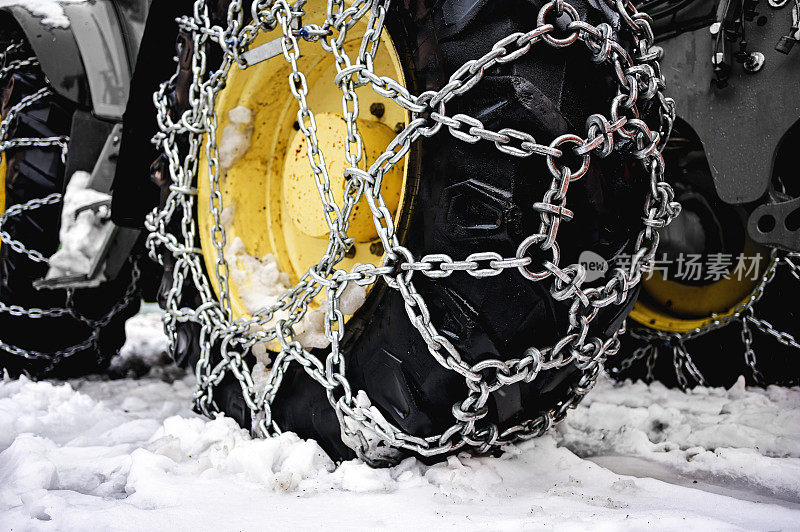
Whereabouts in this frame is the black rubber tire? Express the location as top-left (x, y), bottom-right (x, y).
top-left (0, 20), bottom-right (141, 379)
top-left (169, 0), bottom-right (648, 461)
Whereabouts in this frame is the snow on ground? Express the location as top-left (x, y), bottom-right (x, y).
top-left (1, 310), bottom-right (799, 530)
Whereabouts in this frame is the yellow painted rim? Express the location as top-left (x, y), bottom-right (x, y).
top-left (630, 238), bottom-right (769, 333)
top-left (198, 1), bottom-right (410, 322)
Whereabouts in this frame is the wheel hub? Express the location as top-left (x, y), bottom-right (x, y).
top-left (196, 5), bottom-right (410, 321)
top-left (282, 113), bottom-right (402, 242)
top-left (630, 186), bottom-right (769, 333)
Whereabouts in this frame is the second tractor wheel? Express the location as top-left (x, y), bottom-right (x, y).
top-left (608, 120), bottom-right (800, 388)
top-left (0, 17), bottom-right (141, 378)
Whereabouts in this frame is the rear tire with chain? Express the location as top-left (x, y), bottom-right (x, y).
top-left (610, 265), bottom-right (800, 389)
top-left (609, 264), bottom-right (800, 388)
top-left (165, 0), bottom-right (652, 461)
top-left (606, 121), bottom-right (800, 389)
top-left (0, 17), bottom-right (141, 379)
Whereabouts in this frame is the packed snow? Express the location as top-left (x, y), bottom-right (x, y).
top-left (0, 0), bottom-right (85, 29)
top-left (1, 309), bottom-right (799, 530)
top-left (220, 204), bottom-right (366, 353)
top-left (219, 105), bottom-right (254, 171)
top-left (226, 232), bottom-right (292, 318)
top-left (45, 170), bottom-right (113, 281)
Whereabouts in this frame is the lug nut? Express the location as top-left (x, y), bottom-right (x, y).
top-left (369, 102), bottom-right (385, 118)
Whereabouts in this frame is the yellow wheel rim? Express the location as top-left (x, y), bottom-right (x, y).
top-left (630, 238), bottom-right (770, 333)
top-left (197, 1), bottom-right (410, 322)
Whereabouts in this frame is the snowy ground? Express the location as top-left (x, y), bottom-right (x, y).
top-left (2, 310), bottom-right (799, 530)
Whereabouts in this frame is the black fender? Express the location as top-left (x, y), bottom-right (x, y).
top-left (657, 7), bottom-right (800, 206)
top-left (1, 4), bottom-right (88, 107)
top-left (1, 0), bottom-right (150, 120)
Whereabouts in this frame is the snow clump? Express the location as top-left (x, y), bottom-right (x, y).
top-left (46, 171), bottom-right (112, 280)
top-left (219, 105), bottom-right (254, 171)
top-left (0, 0), bottom-right (86, 29)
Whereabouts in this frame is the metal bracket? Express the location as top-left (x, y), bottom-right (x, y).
top-left (240, 37), bottom-right (284, 66)
top-left (34, 124), bottom-right (141, 290)
top-left (748, 196), bottom-right (800, 252)
top-left (74, 199), bottom-right (112, 219)
top-left (239, 13), bottom-right (301, 67)
top-left (658, 6), bottom-right (800, 205)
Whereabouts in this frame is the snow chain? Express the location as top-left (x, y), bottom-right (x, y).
top-left (146, 0), bottom-right (678, 464)
top-left (615, 251), bottom-right (800, 388)
top-left (0, 40), bottom-right (140, 374)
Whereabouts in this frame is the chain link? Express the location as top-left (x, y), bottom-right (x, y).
top-left (0, 193), bottom-right (63, 262)
top-left (147, 0), bottom-right (677, 463)
top-left (740, 308), bottom-right (765, 386)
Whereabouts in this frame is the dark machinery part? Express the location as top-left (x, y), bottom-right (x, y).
top-left (0, 1), bottom-right (152, 119)
top-left (710, 0), bottom-right (766, 88)
top-left (773, 0), bottom-right (799, 53)
top-left (33, 124), bottom-right (141, 289)
top-left (748, 196), bottom-right (800, 250)
top-left (1, 0), bottom-right (155, 290)
top-left (642, 0), bottom-right (800, 252)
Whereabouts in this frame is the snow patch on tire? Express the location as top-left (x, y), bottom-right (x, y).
top-left (45, 171), bottom-right (112, 280)
top-left (218, 203), bottom-right (366, 356)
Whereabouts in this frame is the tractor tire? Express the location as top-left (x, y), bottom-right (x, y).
top-left (611, 274), bottom-right (800, 389)
top-left (166, 0), bottom-right (651, 461)
top-left (606, 122), bottom-right (800, 389)
top-left (0, 19), bottom-right (141, 379)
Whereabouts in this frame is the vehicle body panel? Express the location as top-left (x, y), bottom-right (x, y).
top-left (657, 3), bottom-right (800, 205)
top-left (0, 0), bottom-right (152, 119)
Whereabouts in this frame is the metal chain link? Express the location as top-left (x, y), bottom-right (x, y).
top-left (0, 193), bottom-right (63, 262)
top-left (622, 251), bottom-right (800, 389)
top-left (786, 252), bottom-right (800, 281)
top-left (740, 307), bottom-right (765, 386)
top-left (0, 58), bottom-right (38, 82)
top-left (0, 41), bottom-right (140, 372)
top-left (147, 0), bottom-right (678, 463)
